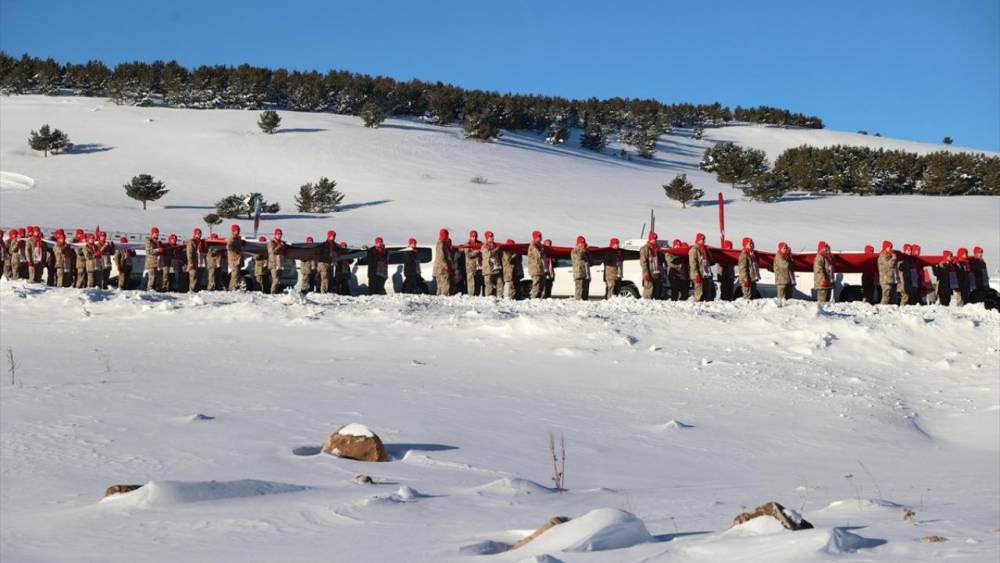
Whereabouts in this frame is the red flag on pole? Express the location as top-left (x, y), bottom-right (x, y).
top-left (718, 192), bottom-right (725, 245)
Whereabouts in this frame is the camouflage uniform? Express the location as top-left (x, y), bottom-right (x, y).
top-left (570, 246), bottom-right (591, 300)
top-left (876, 251), bottom-right (899, 305)
top-left (813, 252), bottom-right (834, 303)
top-left (603, 248), bottom-right (624, 299)
top-left (527, 241), bottom-right (545, 299)
top-left (738, 250), bottom-right (761, 300)
top-left (639, 243), bottom-right (664, 299)
top-left (433, 240), bottom-right (455, 296)
top-left (367, 247), bottom-right (389, 295)
top-left (480, 242), bottom-right (503, 297)
top-left (144, 238), bottom-right (164, 291)
top-left (226, 235), bottom-right (244, 291)
top-left (773, 253), bottom-right (795, 300)
top-left (464, 245), bottom-right (483, 296)
top-left (688, 245), bottom-right (714, 302)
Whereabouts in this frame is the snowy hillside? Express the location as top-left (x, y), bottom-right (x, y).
top-left (1, 285), bottom-right (998, 562)
top-left (1, 95), bottom-right (998, 266)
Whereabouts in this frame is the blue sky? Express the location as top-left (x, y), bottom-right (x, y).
top-left (2, 0), bottom-right (998, 151)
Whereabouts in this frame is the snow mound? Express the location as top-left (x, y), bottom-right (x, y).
top-left (100, 479), bottom-right (309, 507)
top-left (336, 423), bottom-right (375, 438)
top-left (689, 526), bottom-right (886, 560)
top-left (823, 498), bottom-right (904, 511)
top-left (0, 171), bottom-right (35, 192)
top-left (822, 527), bottom-right (887, 554)
top-left (726, 513), bottom-right (789, 535)
top-left (659, 419), bottom-right (695, 430)
top-left (517, 555), bottom-right (564, 563)
top-left (517, 508), bottom-right (652, 555)
top-left (393, 485), bottom-right (420, 501)
top-left (466, 477), bottom-right (553, 497)
top-left (187, 413), bottom-right (215, 422)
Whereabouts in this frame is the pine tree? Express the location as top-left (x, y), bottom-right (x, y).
top-left (312, 177), bottom-right (344, 212)
top-left (123, 174), bottom-right (169, 210)
top-left (663, 174), bottom-right (704, 208)
top-left (942, 136), bottom-right (953, 145)
top-left (203, 213), bottom-right (222, 234)
top-left (360, 101), bottom-right (386, 128)
top-left (215, 193), bottom-right (280, 219)
top-left (743, 171), bottom-right (788, 202)
top-left (294, 185), bottom-right (316, 212)
top-left (579, 120), bottom-right (606, 152)
top-left (257, 110), bottom-right (281, 134)
top-left (462, 111), bottom-right (500, 140)
top-left (699, 143), bottom-right (769, 189)
top-left (545, 117), bottom-right (568, 144)
top-left (692, 124), bottom-right (704, 140)
top-left (28, 124), bottom-right (73, 157)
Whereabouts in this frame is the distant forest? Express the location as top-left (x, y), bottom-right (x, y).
top-left (0, 52), bottom-right (823, 140)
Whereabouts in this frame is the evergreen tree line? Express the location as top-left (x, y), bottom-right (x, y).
top-left (701, 143), bottom-right (1000, 201)
top-left (0, 52), bottom-right (825, 142)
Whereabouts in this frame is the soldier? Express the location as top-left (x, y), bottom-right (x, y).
top-left (542, 239), bottom-right (555, 298)
top-left (667, 240), bottom-right (690, 301)
top-left (0, 229), bottom-right (9, 279)
top-left (876, 240), bottom-right (899, 305)
top-left (913, 244), bottom-right (934, 304)
top-left (773, 242), bottom-right (796, 300)
top-left (898, 244), bottom-right (916, 306)
top-left (73, 229), bottom-right (88, 288)
top-left (16, 228), bottom-right (29, 280)
top-left (253, 235), bottom-right (269, 292)
top-left (163, 233), bottom-right (185, 291)
top-left (82, 233), bottom-right (99, 288)
top-left (93, 231), bottom-right (111, 289)
top-left (861, 245), bottom-right (877, 304)
top-left (527, 231), bottom-right (545, 299)
top-left (813, 241), bottom-right (834, 303)
top-left (317, 230), bottom-right (339, 294)
top-left (145, 227), bottom-right (165, 291)
top-left (26, 228), bottom-right (45, 283)
top-left (954, 247), bottom-right (972, 306)
top-left (717, 240), bottom-right (736, 301)
top-left (639, 231), bottom-right (665, 299)
top-left (298, 236), bottom-right (317, 293)
top-left (688, 233), bottom-right (714, 302)
top-left (44, 230), bottom-right (57, 286)
top-left (570, 235), bottom-right (591, 300)
top-left (266, 228), bottom-right (288, 294)
top-left (226, 225), bottom-right (245, 291)
top-left (335, 241), bottom-right (352, 295)
top-left (971, 246), bottom-right (990, 292)
top-left (502, 239), bottom-right (522, 300)
top-left (738, 237), bottom-right (761, 300)
top-left (206, 234), bottom-right (223, 291)
top-left (464, 230), bottom-right (483, 296)
top-left (96, 231), bottom-right (114, 288)
top-left (433, 228), bottom-right (455, 296)
top-left (933, 250), bottom-right (959, 306)
top-left (480, 231), bottom-right (503, 297)
top-left (604, 237), bottom-right (624, 299)
top-left (114, 236), bottom-right (134, 289)
top-left (402, 237), bottom-right (425, 293)
top-left (53, 231), bottom-right (72, 287)
top-left (185, 228), bottom-right (207, 292)
top-left (367, 236), bottom-right (389, 295)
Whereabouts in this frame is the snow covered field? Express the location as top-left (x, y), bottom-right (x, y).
top-left (1, 283), bottom-right (998, 562)
top-left (1, 95), bottom-right (999, 561)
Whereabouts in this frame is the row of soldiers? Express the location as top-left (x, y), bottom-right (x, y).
top-left (2, 227), bottom-right (134, 289)
top-left (2, 225), bottom-right (991, 306)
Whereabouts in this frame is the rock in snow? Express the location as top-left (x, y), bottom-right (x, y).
top-left (322, 424), bottom-right (389, 462)
top-left (732, 501), bottom-right (814, 531)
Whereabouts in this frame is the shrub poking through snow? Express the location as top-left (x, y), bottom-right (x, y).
top-left (549, 431), bottom-right (566, 491)
top-left (322, 423), bottom-right (389, 462)
top-left (731, 501), bottom-right (814, 531)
